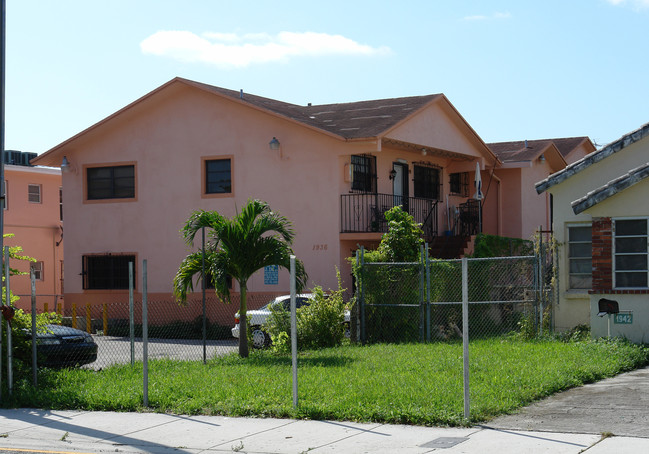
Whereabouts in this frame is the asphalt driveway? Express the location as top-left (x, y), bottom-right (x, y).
top-left (485, 365), bottom-right (649, 438)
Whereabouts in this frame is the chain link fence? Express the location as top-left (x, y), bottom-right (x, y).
top-left (21, 293), bottom-right (283, 372)
top-left (354, 252), bottom-right (550, 343)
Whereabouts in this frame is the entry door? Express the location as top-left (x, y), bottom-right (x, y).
top-left (392, 163), bottom-right (409, 211)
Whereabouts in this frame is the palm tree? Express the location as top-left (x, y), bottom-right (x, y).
top-left (173, 199), bottom-right (308, 358)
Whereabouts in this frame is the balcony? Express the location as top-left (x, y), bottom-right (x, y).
top-left (340, 193), bottom-right (439, 240)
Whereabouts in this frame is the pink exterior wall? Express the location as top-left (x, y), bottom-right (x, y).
top-left (35, 80), bottom-right (498, 313)
top-left (3, 165), bottom-right (63, 311)
top-left (520, 160), bottom-right (554, 239)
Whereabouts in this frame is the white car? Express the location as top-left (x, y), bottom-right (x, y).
top-left (231, 293), bottom-right (351, 349)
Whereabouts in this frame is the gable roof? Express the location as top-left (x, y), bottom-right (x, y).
top-left (488, 136), bottom-right (591, 163)
top-left (570, 162), bottom-right (649, 215)
top-left (536, 122), bottom-right (649, 194)
top-left (33, 77), bottom-right (497, 167)
top-left (488, 139), bottom-right (557, 163)
top-left (487, 138), bottom-right (566, 172)
top-left (550, 137), bottom-right (593, 158)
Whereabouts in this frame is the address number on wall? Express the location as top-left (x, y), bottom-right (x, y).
top-left (312, 244), bottom-right (328, 251)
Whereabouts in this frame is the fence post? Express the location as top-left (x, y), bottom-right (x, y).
top-left (425, 243), bottom-right (431, 342)
top-left (538, 226), bottom-right (544, 336)
top-left (462, 256), bottom-right (470, 421)
top-left (71, 304), bottom-right (77, 329)
top-left (360, 246), bottom-right (366, 344)
top-left (290, 255), bottom-right (298, 408)
top-left (103, 304), bottom-right (108, 336)
top-left (129, 261), bottom-right (134, 366)
top-left (44, 302), bottom-right (48, 313)
top-left (31, 268), bottom-right (37, 387)
top-left (419, 244), bottom-right (425, 342)
top-left (201, 226), bottom-right (207, 365)
top-left (142, 259), bottom-right (148, 407)
top-left (4, 247), bottom-right (11, 396)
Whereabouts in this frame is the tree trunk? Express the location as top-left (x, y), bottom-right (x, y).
top-left (238, 283), bottom-right (249, 358)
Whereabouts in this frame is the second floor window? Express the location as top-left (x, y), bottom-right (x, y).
top-left (87, 165), bottom-right (135, 200)
top-left (350, 155), bottom-right (376, 193)
top-left (28, 184), bottom-right (41, 203)
top-left (31, 261), bottom-right (44, 281)
top-left (205, 159), bottom-right (232, 194)
top-left (414, 164), bottom-right (440, 199)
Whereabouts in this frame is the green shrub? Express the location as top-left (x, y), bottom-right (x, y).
top-left (265, 275), bottom-right (348, 352)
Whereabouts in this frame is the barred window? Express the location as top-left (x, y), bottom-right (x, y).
top-left (82, 254), bottom-right (135, 290)
top-left (449, 172), bottom-right (469, 197)
top-left (350, 155), bottom-right (376, 193)
top-left (414, 164), bottom-right (441, 199)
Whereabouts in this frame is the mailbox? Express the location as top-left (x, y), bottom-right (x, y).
top-left (597, 298), bottom-right (619, 317)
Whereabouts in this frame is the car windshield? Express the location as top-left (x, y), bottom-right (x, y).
top-left (271, 296), bottom-right (311, 311)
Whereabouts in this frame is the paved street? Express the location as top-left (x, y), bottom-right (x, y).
top-left (90, 336), bottom-right (238, 369)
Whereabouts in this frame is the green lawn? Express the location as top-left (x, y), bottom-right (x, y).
top-left (10, 337), bottom-right (649, 426)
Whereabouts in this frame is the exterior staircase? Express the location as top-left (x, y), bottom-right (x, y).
top-left (428, 235), bottom-right (473, 259)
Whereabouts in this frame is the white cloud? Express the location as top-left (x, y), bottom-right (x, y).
top-left (463, 11), bottom-right (512, 21)
top-left (140, 31), bottom-right (391, 68)
top-left (605, 0), bottom-right (649, 9)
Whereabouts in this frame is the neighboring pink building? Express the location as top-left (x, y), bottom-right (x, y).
top-left (487, 138), bottom-right (596, 240)
top-left (3, 151), bottom-right (63, 311)
top-left (30, 77), bottom-right (588, 318)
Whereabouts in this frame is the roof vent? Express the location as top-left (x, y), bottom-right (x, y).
top-left (240, 89), bottom-right (243, 99)
top-left (308, 103), bottom-right (312, 107)
top-left (524, 140), bottom-right (528, 148)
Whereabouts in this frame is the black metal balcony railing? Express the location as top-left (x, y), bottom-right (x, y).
top-left (340, 193), bottom-right (439, 239)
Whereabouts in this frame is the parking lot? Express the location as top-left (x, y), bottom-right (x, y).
top-left (90, 336), bottom-right (238, 369)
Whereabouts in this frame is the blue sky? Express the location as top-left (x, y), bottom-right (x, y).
top-left (6, 0), bottom-right (649, 154)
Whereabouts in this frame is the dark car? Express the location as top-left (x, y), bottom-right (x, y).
top-left (35, 324), bottom-right (98, 368)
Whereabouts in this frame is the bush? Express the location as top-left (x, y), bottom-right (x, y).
top-left (265, 275), bottom-right (348, 352)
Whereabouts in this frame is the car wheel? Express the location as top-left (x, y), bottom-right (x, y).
top-left (251, 326), bottom-right (270, 349)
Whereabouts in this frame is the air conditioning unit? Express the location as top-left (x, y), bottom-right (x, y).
top-left (24, 152), bottom-right (37, 166)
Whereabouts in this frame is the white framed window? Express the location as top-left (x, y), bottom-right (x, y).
top-left (567, 224), bottom-right (592, 289)
top-left (28, 184), bottom-right (41, 203)
top-left (31, 261), bottom-right (44, 281)
top-left (614, 218), bottom-right (648, 289)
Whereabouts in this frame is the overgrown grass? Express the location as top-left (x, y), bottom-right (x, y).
top-left (8, 337), bottom-right (649, 426)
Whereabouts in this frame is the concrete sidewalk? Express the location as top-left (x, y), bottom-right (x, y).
top-left (0, 408), bottom-right (647, 454)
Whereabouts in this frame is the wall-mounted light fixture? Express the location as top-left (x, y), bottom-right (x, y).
top-left (389, 169), bottom-right (397, 180)
top-left (269, 137), bottom-right (280, 151)
top-left (61, 156), bottom-right (74, 173)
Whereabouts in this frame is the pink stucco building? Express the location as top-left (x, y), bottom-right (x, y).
top-left (488, 137), bottom-right (596, 240)
top-left (3, 152), bottom-right (63, 311)
top-left (31, 77), bottom-right (589, 318)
